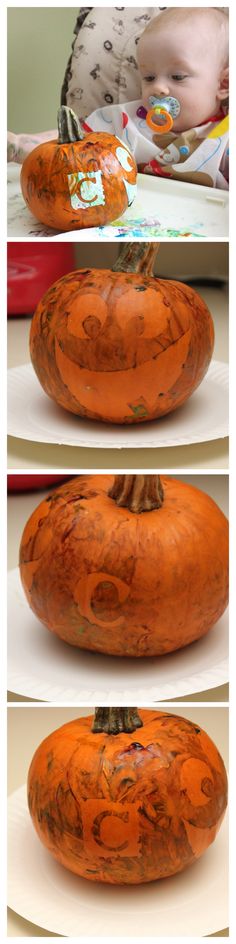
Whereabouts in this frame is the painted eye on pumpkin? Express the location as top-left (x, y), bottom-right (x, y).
top-left (115, 145), bottom-right (134, 172)
top-left (82, 800), bottom-right (140, 856)
top-left (73, 571), bottom-right (130, 629)
top-left (68, 170), bottom-right (106, 209)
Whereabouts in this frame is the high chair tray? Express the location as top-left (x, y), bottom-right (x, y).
top-left (7, 165), bottom-right (228, 238)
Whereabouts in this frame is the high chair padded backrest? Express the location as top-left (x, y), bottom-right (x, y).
top-left (61, 7), bottom-right (161, 119)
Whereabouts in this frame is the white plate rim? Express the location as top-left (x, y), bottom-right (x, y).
top-left (8, 568), bottom-right (228, 703)
top-left (7, 360), bottom-right (228, 449)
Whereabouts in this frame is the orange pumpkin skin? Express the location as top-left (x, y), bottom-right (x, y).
top-left (19, 474), bottom-right (229, 657)
top-left (20, 133), bottom-right (137, 232)
top-left (27, 709), bottom-right (228, 885)
top-left (29, 266), bottom-right (214, 424)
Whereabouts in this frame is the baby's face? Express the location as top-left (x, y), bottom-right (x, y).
top-left (137, 21), bottom-right (223, 132)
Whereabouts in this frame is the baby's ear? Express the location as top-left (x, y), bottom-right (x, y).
top-left (217, 66), bottom-right (229, 102)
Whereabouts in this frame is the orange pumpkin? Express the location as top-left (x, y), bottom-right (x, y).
top-left (27, 707), bottom-right (228, 885)
top-left (20, 106), bottom-right (137, 231)
top-left (19, 473), bottom-right (228, 657)
top-left (29, 243), bottom-right (214, 424)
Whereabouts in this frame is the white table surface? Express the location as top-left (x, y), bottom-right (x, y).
top-left (7, 164), bottom-right (229, 239)
top-left (7, 282), bottom-right (228, 470)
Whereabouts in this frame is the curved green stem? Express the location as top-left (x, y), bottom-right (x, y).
top-left (112, 243), bottom-right (160, 276)
top-left (108, 474), bottom-right (164, 513)
top-left (57, 105), bottom-right (85, 144)
top-left (92, 708), bottom-right (143, 735)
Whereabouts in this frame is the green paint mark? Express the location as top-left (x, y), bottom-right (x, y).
top-left (129, 404), bottom-right (149, 417)
top-left (46, 750), bottom-right (54, 771)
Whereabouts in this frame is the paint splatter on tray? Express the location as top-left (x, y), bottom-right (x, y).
top-left (98, 217), bottom-right (203, 238)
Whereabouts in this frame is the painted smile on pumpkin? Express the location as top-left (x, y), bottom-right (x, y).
top-left (29, 243), bottom-right (214, 425)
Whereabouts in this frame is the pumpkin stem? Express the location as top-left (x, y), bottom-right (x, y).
top-left (92, 707), bottom-right (143, 735)
top-left (108, 474), bottom-right (164, 513)
top-left (57, 105), bottom-right (85, 144)
top-left (112, 243), bottom-right (160, 276)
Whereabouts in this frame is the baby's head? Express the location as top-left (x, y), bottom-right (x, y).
top-left (137, 7), bottom-right (229, 132)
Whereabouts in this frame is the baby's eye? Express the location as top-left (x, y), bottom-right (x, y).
top-left (171, 74), bottom-right (188, 81)
top-left (143, 75), bottom-right (156, 83)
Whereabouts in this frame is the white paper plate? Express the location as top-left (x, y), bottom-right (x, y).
top-left (8, 785), bottom-right (228, 937)
top-left (7, 360), bottom-right (228, 449)
top-left (8, 569), bottom-right (228, 702)
top-left (7, 165), bottom-right (228, 238)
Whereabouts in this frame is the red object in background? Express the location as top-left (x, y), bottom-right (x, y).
top-left (7, 244), bottom-right (75, 316)
top-left (7, 475), bottom-right (73, 492)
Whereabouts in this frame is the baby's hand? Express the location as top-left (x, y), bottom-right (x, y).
top-left (7, 130), bottom-right (57, 164)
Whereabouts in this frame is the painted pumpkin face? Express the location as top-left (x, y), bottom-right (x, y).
top-left (27, 708), bottom-right (228, 885)
top-left (20, 122), bottom-right (137, 232)
top-left (19, 473), bottom-right (229, 657)
top-left (29, 248), bottom-right (214, 424)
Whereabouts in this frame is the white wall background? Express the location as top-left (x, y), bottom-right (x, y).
top-left (8, 7), bottom-right (77, 132)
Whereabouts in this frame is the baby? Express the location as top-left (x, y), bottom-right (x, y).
top-left (86, 7), bottom-right (229, 189)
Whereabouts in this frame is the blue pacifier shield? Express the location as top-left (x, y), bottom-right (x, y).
top-left (148, 96), bottom-right (181, 118)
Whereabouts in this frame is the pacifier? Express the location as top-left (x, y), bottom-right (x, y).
top-left (146, 96), bottom-right (180, 133)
